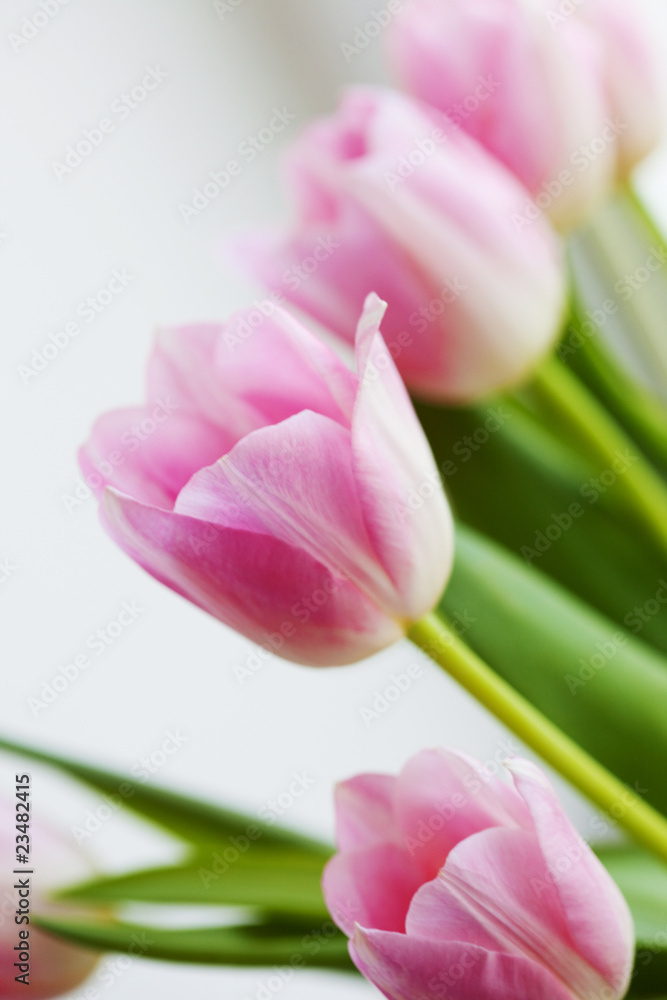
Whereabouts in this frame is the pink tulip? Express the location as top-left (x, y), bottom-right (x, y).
top-left (574, 0), bottom-right (662, 178)
top-left (386, 0), bottom-right (648, 229)
top-left (80, 295), bottom-right (454, 666)
top-left (0, 802), bottom-right (98, 999)
top-left (323, 749), bottom-right (634, 1000)
top-left (235, 87), bottom-right (565, 403)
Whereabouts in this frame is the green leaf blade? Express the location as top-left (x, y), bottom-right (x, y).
top-left (0, 736), bottom-right (331, 857)
top-left (35, 916), bottom-right (355, 970)
top-left (58, 850), bottom-right (330, 918)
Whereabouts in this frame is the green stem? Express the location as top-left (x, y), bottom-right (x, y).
top-left (530, 356), bottom-right (667, 561)
top-left (409, 613), bottom-right (667, 865)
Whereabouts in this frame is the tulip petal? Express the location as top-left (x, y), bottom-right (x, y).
top-left (406, 822), bottom-right (621, 998)
top-left (386, 0), bottom-right (613, 228)
top-left (174, 409), bottom-right (400, 615)
top-left (323, 844), bottom-right (423, 936)
top-left (148, 311), bottom-right (356, 440)
top-left (507, 758), bottom-right (634, 996)
top-left (344, 97), bottom-right (565, 400)
top-left (351, 295), bottom-right (454, 618)
top-left (335, 773), bottom-right (398, 852)
top-left (351, 926), bottom-right (574, 1000)
top-left (576, 0), bottom-right (662, 175)
top-left (102, 489), bottom-right (401, 666)
top-left (393, 749), bottom-right (527, 881)
top-left (231, 206), bottom-right (446, 388)
top-left (79, 406), bottom-right (233, 509)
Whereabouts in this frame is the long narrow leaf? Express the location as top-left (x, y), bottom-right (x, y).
top-left (0, 736), bottom-right (330, 856)
top-left (35, 916), bottom-right (355, 970)
top-left (58, 850), bottom-right (330, 917)
top-left (416, 398), bottom-right (667, 657)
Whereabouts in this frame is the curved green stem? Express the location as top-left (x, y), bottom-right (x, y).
top-left (530, 356), bottom-right (667, 561)
top-left (409, 613), bottom-right (667, 864)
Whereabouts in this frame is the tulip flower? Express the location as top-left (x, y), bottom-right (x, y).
top-left (386, 0), bottom-right (660, 228)
top-left (1, 801), bottom-right (98, 999)
top-left (235, 87), bottom-right (565, 403)
top-left (80, 294), bottom-right (454, 666)
top-left (574, 0), bottom-right (662, 179)
top-left (323, 749), bottom-right (634, 1000)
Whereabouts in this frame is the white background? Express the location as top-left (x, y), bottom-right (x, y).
top-left (1, 1), bottom-right (666, 997)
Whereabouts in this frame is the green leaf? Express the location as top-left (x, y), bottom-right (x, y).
top-left (35, 915), bottom-right (355, 970)
top-left (0, 736), bottom-right (330, 857)
top-left (569, 186), bottom-right (667, 404)
top-left (561, 321), bottom-right (667, 482)
top-left (597, 845), bottom-right (667, 997)
top-left (415, 397), bottom-right (667, 659)
top-left (440, 526), bottom-right (667, 818)
top-left (597, 846), bottom-right (667, 945)
top-left (58, 849), bottom-right (330, 918)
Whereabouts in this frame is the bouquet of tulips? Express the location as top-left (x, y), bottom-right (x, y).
top-left (4, 1), bottom-right (667, 997)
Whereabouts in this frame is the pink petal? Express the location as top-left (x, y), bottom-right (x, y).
top-left (394, 749), bottom-right (526, 881)
top-left (351, 927), bottom-right (574, 1000)
top-left (343, 96), bottom-right (565, 400)
top-left (322, 844), bottom-right (423, 936)
top-left (385, 1), bottom-right (613, 228)
top-left (578, 0), bottom-right (662, 175)
top-left (174, 409), bottom-right (400, 616)
top-left (406, 826), bottom-right (610, 997)
top-left (335, 773), bottom-right (398, 852)
top-left (148, 311), bottom-right (356, 440)
top-left (351, 295), bottom-right (454, 618)
top-left (146, 323), bottom-right (255, 438)
top-left (102, 489), bottom-right (401, 666)
top-left (79, 406), bottom-right (233, 509)
top-left (507, 758), bottom-right (633, 997)
top-left (231, 208), bottom-right (446, 389)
